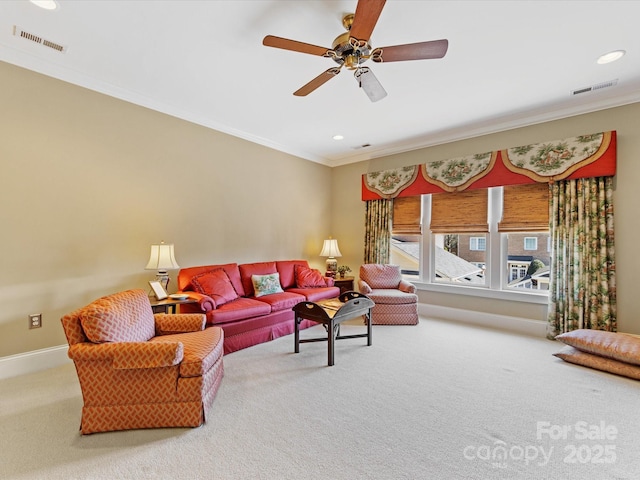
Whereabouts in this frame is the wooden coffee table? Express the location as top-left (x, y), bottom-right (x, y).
top-left (293, 291), bottom-right (374, 366)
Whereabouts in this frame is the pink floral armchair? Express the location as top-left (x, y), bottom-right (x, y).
top-left (358, 264), bottom-right (418, 325)
top-left (61, 289), bottom-right (224, 434)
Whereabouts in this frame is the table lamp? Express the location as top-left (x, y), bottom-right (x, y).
top-left (145, 241), bottom-right (179, 290)
top-left (319, 237), bottom-right (342, 277)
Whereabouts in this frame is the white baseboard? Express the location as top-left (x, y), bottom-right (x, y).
top-left (418, 303), bottom-right (547, 337)
top-left (0, 345), bottom-right (71, 381)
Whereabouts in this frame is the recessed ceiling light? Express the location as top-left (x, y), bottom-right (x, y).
top-left (30, 0), bottom-right (59, 10)
top-left (597, 50), bottom-right (625, 65)
top-left (332, 135), bottom-right (344, 141)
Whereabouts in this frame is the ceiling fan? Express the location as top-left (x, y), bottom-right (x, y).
top-left (262, 0), bottom-right (448, 102)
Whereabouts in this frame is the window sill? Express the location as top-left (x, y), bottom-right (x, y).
top-left (412, 281), bottom-right (549, 305)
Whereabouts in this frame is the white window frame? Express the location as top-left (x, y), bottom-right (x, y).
top-left (414, 189), bottom-right (548, 305)
top-left (509, 263), bottom-right (529, 282)
top-left (470, 236), bottom-right (486, 251)
top-left (524, 237), bottom-right (538, 250)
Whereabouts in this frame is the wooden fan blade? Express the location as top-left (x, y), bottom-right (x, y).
top-left (372, 39), bottom-right (449, 62)
top-left (263, 35), bottom-right (330, 56)
top-left (294, 68), bottom-right (341, 96)
top-left (354, 67), bottom-right (387, 102)
top-left (349, 0), bottom-right (386, 42)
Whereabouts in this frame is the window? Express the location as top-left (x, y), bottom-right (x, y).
top-left (391, 196), bottom-right (421, 280)
top-left (524, 237), bottom-right (537, 250)
top-left (430, 189), bottom-right (488, 287)
top-left (393, 184), bottom-right (550, 297)
top-left (509, 263), bottom-right (528, 282)
top-left (506, 232), bottom-right (550, 290)
top-left (390, 235), bottom-right (421, 280)
top-left (433, 233), bottom-right (486, 286)
top-left (470, 237), bottom-right (486, 251)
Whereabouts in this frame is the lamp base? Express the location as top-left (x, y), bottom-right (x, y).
top-left (156, 271), bottom-right (170, 290)
top-left (325, 257), bottom-right (338, 277)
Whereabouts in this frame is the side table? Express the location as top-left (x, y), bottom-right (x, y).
top-left (332, 276), bottom-right (355, 295)
top-left (150, 297), bottom-right (198, 314)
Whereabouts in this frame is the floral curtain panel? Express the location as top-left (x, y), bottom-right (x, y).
top-left (364, 199), bottom-right (392, 264)
top-left (547, 177), bottom-right (617, 338)
top-left (362, 131), bottom-right (616, 199)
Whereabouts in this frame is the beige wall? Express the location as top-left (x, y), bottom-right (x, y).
top-left (3, 60), bottom-right (639, 360)
top-left (332, 103), bottom-right (640, 335)
top-left (0, 62), bottom-right (333, 357)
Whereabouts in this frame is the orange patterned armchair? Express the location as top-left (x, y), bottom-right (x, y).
top-left (358, 264), bottom-right (419, 325)
top-left (61, 289), bottom-right (224, 434)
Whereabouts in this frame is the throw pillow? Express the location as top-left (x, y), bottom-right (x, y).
top-left (191, 269), bottom-right (239, 306)
top-left (294, 265), bottom-right (327, 288)
top-left (555, 329), bottom-right (640, 366)
top-left (80, 290), bottom-right (155, 343)
top-left (252, 273), bottom-right (284, 297)
top-left (554, 345), bottom-right (640, 380)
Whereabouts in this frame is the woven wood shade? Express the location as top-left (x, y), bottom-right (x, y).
top-left (430, 189), bottom-right (488, 233)
top-left (392, 196), bottom-right (422, 235)
top-left (499, 183), bottom-right (550, 232)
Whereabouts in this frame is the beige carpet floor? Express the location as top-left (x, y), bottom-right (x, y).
top-left (2, 317), bottom-right (639, 479)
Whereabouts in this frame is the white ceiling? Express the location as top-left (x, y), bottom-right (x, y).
top-left (2, 0), bottom-right (639, 167)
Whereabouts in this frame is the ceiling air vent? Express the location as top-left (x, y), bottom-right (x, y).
top-left (571, 79), bottom-right (618, 96)
top-left (13, 25), bottom-right (67, 53)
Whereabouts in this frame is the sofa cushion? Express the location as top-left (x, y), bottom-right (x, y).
top-left (80, 289), bottom-right (155, 343)
top-left (366, 289), bottom-right (418, 305)
top-left (253, 291), bottom-right (305, 312)
top-left (287, 286), bottom-right (341, 302)
top-left (276, 260), bottom-right (309, 289)
top-left (252, 273), bottom-right (284, 297)
top-left (191, 269), bottom-right (238, 306)
top-left (294, 264), bottom-right (327, 288)
top-left (239, 262), bottom-right (278, 296)
top-left (207, 297), bottom-right (272, 325)
top-left (178, 263), bottom-right (245, 297)
top-left (555, 329), bottom-right (640, 366)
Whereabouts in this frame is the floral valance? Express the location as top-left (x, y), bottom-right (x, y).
top-left (362, 131), bottom-right (616, 200)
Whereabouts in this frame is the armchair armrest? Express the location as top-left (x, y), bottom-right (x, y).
top-left (399, 280), bottom-right (416, 294)
top-left (68, 342), bottom-right (184, 369)
top-left (358, 279), bottom-right (372, 295)
top-left (154, 313), bottom-right (206, 335)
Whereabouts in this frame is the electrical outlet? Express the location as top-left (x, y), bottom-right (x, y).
top-left (29, 314), bottom-right (42, 329)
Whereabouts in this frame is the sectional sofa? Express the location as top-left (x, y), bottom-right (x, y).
top-left (177, 260), bottom-right (340, 354)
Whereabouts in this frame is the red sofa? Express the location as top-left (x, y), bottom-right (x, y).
top-left (177, 260), bottom-right (339, 354)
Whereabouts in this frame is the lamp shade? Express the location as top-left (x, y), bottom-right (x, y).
top-left (145, 242), bottom-right (179, 272)
top-left (319, 238), bottom-right (342, 258)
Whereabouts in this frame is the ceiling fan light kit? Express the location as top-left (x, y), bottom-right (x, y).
top-left (262, 0), bottom-right (448, 102)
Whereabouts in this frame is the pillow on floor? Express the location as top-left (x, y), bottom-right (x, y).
top-left (191, 269), bottom-right (238, 306)
top-left (555, 329), bottom-right (640, 366)
top-left (554, 345), bottom-right (640, 380)
top-left (252, 273), bottom-right (284, 297)
top-left (294, 265), bottom-right (327, 288)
